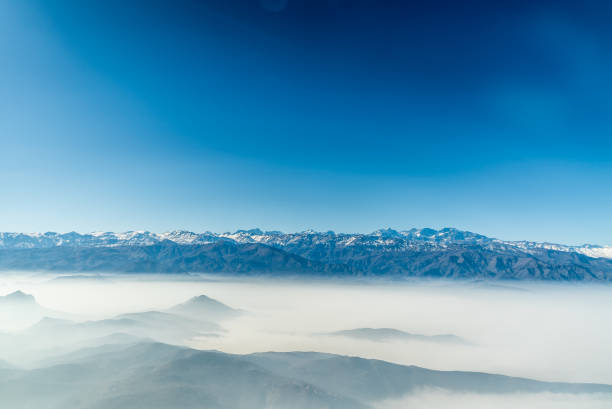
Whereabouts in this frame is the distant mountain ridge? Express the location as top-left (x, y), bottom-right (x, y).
top-left (1, 228), bottom-right (612, 280)
top-left (328, 328), bottom-right (467, 344)
top-left (1, 228), bottom-right (611, 259)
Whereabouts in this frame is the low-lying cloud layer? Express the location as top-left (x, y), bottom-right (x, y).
top-left (1, 273), bottom-right (611, 408)
top-left (378, 390), bottom-right (612, 409)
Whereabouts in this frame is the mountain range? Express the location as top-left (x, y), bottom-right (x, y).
top-left (1, 228), bottom-right (612, 280)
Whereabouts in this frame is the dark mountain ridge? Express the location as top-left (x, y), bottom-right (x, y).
top-left (0, 241), bottom-right (351, 275)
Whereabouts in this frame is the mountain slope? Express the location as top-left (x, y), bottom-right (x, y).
top-left (245, 351), bottom-right (612, 401)
top-left (0, 241), bottom-right (351, 275)
top-left (1, 342), bottom-right (610, 409)
top-left (0, 343), bottom-right (367, 409)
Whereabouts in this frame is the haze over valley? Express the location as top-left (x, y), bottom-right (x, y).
top-left (1, 272), bottom-right (611, 408)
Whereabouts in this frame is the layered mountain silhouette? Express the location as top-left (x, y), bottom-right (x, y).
top-left (1, 229), bottom-right (612, 280)
top-left (0, 293), bottom-right (240, 365)
top-left (0, 342), bottom-right (610, 409)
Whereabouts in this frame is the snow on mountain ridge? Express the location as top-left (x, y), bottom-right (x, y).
top-left (0, 229), bottom-right (610, 259)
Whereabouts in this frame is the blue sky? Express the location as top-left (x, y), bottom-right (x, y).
top-left (1, 0), bottom-right (611, 245)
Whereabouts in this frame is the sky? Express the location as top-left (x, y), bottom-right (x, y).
top-left (1, 0), bottom-right (611, 245)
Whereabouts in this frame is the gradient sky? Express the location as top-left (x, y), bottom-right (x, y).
top-left (1, 0), bottom-right (611, 245)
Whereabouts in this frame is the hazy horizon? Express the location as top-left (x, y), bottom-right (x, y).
top-left (1, 274), bottom-right (611, 385)
top-left (2, 1), bottom-right (611, 407)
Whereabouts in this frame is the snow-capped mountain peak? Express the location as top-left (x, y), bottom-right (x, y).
top-left (0, 229), bottom-right (610, 260)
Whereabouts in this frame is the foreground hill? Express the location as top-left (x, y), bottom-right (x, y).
top-left (1, 342), bottom-right (610, 409)
top-left (1, 229), bottom-right (612, 280)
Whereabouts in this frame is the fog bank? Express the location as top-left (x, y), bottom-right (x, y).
top-left (378, 390), bottom-right (612, 409)
top-left (1, 273), bottom-right (611, 385)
